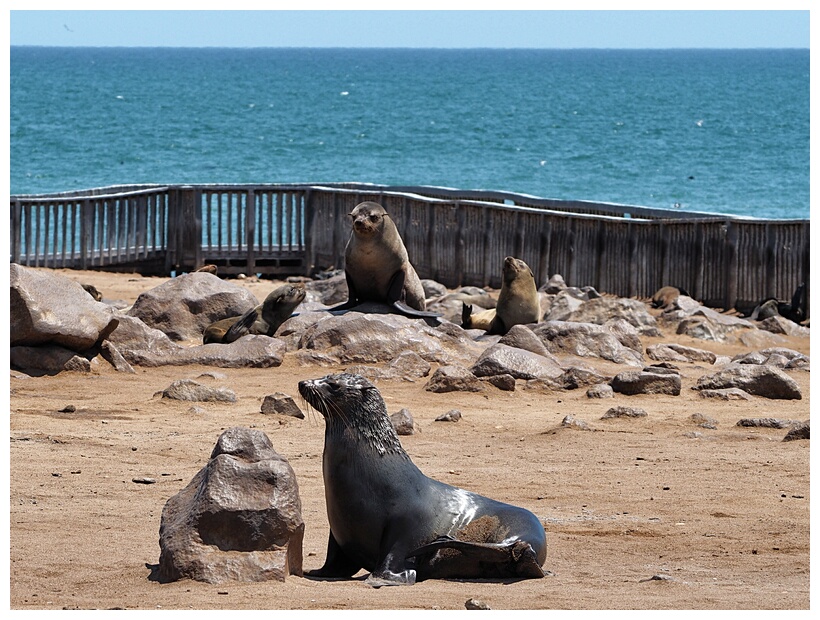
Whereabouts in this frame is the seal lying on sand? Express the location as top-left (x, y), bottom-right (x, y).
top-left (462, 256), bottom-right (542, 335)
top-left (329, 201), bottom-right (440, 324)
top-left (202, 284), bottom-right (305, 344)
top-left (298, 372), bottom-right (547, 587)
top-left (750, 282), bottom-right (806, 324)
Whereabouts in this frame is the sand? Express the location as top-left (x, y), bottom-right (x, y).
top-left (8, 269), bottom-right (811, 610)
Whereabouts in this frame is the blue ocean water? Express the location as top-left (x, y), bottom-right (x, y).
top-left (10, 47), bottom-right (809, 220)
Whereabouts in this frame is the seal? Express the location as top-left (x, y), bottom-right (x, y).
top-left (462, 256), bottom-right (541, 335)
top-left (329, 201), bottom-right (440, 324)
top-left (651, 286), bottom-right (689, 309)
top-left (202, 283), bottom-right (305, 344)
top-left (298, 372), bottom-right (547, 587)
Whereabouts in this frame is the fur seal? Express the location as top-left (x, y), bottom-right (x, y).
top-left (461, 256), bottom-right (541, 335)
top-left (750, 282), bottom-right (806, 324)
top-left (298, 372), bottom-right (547, 587)
top-left (651, 286), bottom-right (689, 309)
top-left (329, 202), bottom-right (440, 324)
top-left (202, 284), bottom-right (305, 344)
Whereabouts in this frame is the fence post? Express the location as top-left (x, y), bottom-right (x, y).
top-left (80, 199), bottom-right (92, 271)
top-left (11, 199), bottom-right (21, 264)
top-left (246, 188), bottom-right (256, 276)
top-left (724, 221), bottom-right (738, 311)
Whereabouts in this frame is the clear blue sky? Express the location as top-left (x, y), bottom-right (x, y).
top-left (7, 8), bottom-right (811, 49)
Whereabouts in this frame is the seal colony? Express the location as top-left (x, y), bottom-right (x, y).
top-left (202, 284), bottom-right (306, 344)
top-left (298, 372), bottom-right (547, 587)
top-left (462, 256), bottom-right (542, 335)
top-left (329, 201), bottom-right (441, 325)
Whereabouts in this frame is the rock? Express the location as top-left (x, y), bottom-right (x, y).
top-left (435, 409), bottom-right (462, 422)
top-left (532, 321), bottom-right (643, 366)
top-left (302, 273), bottom-right (348, 306)
top-left (783, 421), bottom-right (809, 442)
top-left (10, 345), bottom-right (93, 373)
top-left (541, 289), bottom-right (586, 321)
top-left (697, 388), bottom-right (752, 401)
top-left (160, 379), bottom-right (237, 403)
top-left (128, 272), bottom-right (258, 342)
top-left (486, 374), bottom-right (516, 391)
top-left (586, 384), bottom-right (614, 399)
top-left (758, 315), bottom-right (810, 337)
top-left (736, 418), bottom-right (799, 429)
top-left (296, 311), bottom-right (482, 366)
top-left (106, 314), bottom-right (182, 357)
top-left (470, 343), bottom-right (563, 381)
top-left (541, 273), bottom-right (567, 294)
top-left (561, 414), bottom-right (591, 430)
top-left (693, 365), bottom-right (801, 400)
top-left (564, 297), bottom-right (661, 336)
top-left (557, 366), bottom-right (611, 390)
top-left (601, 406), bottom-right (647, 419)
top-left (426, 290), bottom-right (496, 324)
top-left (10, 264), bottom-right (120, 351)
top-left (689, 413), bottom-right (717, 429)
top-left (602, 318), bottom-right (645, 352)
top-left (261, 393), bottom-right (305, 419)
top-left (390, 408), bottom-right (418, 435)
top-left (156, 427), bottom-right (304, 584)
top-left (424, 365), bottom-right (484, 393)
top-left (646, 343), bottom-right (717, 364)
top-left (732, 348), bottom-right (809, 369)
top-left (610, 370), bottom-right (681, 396)
top-left (421, 279), bottom-right (448, 299)
top-left (498, 324), bottom-right (552, 357)
top-left (465, 598), bottom-right (492, 610)
top-left (675, 307), bottom-right (757, 343)
top-left (99, 341), bottom-right (136, 373)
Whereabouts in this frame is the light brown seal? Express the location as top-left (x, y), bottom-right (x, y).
top-left (202, 284), bottom-right (305, 344)
top-left (329, 202), bottom-right (439, 322)
top-left (462, 256), bottom-right (541, 335)
top-left (298, 372), bottom-right (547, 587)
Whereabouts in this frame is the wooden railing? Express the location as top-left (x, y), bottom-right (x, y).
top-left (9, 183), bottom-right (810, 316)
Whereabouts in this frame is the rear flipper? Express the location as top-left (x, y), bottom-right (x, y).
top-left (407, 535), bottom-right (545, 578)
top-left (224, 307), bottom-right (259, 343)
top-left (392, 300), bottom-right (442, 326)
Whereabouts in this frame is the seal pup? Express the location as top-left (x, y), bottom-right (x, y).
top-left (329, 201), bottom-right (440, 324)
top-left (298, 372), bottom-right (547, 587)
top-left (202, 284), bottom-right (305, 344)
top-left (461, 256), bottom-right (542, 335)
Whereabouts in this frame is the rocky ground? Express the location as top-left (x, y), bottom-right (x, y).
top-left (8, 268), bottom-right (811, 610)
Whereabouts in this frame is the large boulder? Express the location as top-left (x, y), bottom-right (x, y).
top-left (128, 272), bottom-right (258, 342)
top-left (295, 310), bottom-right (484, 366)
top-left (532, 321), bottom-right (643, 366)
top-left (107, 315), bottom-right (285, 368)
top-left (693, 364), bottom-right (802, 400)
top-left (156, 427), bottom-right (304, 584)
top-left (10, 264), bottom-right (119, 351)
top-left (470, 343), bottom-right (563, 381)
top-left (564, 297), bottom-right (661, 336)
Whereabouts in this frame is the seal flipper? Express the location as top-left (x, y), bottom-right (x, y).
top-left (306, 531), bottom-right (362, 579)
top-left (407, 535), bottom-right (545, 578)
top-left (223, 307), bottom-right (259, 343)
top-left (461, 303), bottom-right (473, 328)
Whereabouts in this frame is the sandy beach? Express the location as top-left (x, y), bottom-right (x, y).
top-left (9, 269), bottom-right (810, 611)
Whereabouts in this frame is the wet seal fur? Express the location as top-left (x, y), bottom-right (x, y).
top-left (462, 256), bottom-right (542, 335)
top-left (202, 284), bottom-right (305, 344)
top-left (298, 372), bottom-right (547, 587)
top-left (329, 201), bottom-right (440, 325)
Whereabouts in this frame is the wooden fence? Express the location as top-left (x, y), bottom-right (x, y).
top-left (9, 183), bottom-right (810, 316)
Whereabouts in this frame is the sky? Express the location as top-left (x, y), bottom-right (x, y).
top-left (6, 6), bottom-right (812, 49)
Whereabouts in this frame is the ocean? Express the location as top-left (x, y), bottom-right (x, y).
top-left (9, 47), bottom-right (810, 220)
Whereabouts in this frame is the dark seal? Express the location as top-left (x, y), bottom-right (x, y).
top-left (329, 201), bottom-right (440, 325)
top-left (202, 284), bottom-right (305, 344)
top-left (298, 372), bottom-right (547, 587)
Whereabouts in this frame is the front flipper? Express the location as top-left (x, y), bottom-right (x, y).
top-left (305, 531), bottom-right (362, 580)
top-left (223, 307), bottom-right (259, 343)
top-left (365, 550), bottom-right (417, 588)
